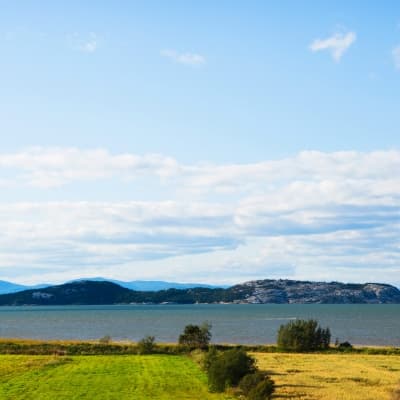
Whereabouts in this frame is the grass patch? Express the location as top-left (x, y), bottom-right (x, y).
top-left (253, 353), bottom-right (400, 399)
top-left (0, 354), bottom-right (234, 400)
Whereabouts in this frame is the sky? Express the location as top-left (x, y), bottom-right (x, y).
top-left (0, 1), bottom-right (399, 286)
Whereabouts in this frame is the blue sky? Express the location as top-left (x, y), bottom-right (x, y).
top-left (0, 1), bottom-right (399, 286)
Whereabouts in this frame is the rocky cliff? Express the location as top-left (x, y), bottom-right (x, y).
top-left (229, 279), bottom-right (400, 304)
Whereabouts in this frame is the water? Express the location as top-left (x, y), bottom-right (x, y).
top-left (0, 304), bottom-right (399, 346)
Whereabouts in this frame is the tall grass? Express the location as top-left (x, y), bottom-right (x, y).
top-left (392, 384), bottom-right (400, 400)
top-left (254, 352), bottom-right (400, 400)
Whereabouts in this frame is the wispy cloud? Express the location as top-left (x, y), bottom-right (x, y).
top-left (309, 31), bottom-right (356, 62)
top-left (68, 32), bottom-right (98, 53)
top-left (161, 49), bottom-right (206, 66)
top-left (392, 45), bottom-right (400, 69)
top-left (0, 147), bottom-right (178, 188)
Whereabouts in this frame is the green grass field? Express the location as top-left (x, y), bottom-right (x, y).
top-left (0, 354), bottom-right (234, 400)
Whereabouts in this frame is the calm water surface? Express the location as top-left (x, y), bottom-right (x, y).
top-left (0, 304), bottom-right (399, 345)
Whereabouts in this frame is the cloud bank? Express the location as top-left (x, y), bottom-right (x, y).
top-left (0, 148), bottom-right (399, 285)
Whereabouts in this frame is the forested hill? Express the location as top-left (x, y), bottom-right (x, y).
top-left (0, 279), bottom-right (399, 306)
top-left (0, 281), bottom-right (232, 306)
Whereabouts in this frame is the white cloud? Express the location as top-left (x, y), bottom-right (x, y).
top-left (309, 31), bottom-right (356, 62)
top-left (161, 49), bottom-right (206, 66)
top-left (392, 45), bottom-right (400, 69)
top-left (0, 147), bottom-right (179, 188)
top-left (68, 32), bottom-right (98, 53)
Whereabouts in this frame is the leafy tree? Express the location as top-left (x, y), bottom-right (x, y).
top-left (207, 348), bottom-right (256, 392)
top-left (178, 322), bottom-right (212, 349)
top-left (277, 319), bottom-right (331, 352)
top-left (137, 335), bottom-right (156, 354)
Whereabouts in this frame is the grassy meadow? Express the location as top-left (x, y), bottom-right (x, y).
top-left (0, 354), bottom-right (234, 400)
top-left (0, 352), bottom-right (399, 399)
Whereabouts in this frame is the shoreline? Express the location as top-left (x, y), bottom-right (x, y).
top-left (0, 337), bottom-right (399, 356)
top-left (0, 336), bottom-right (399, 348)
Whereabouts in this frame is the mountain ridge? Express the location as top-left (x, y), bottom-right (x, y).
top-left (0, 280), bottom-right (50, 295)
top-left (0, 278), bottom-right (399, 305)
top-left (0, 278), bottom-right (228, 295)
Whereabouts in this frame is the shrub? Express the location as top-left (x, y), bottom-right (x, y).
top-left (239, 371), bottom-right (265, 395)
top-left (338, 341), bottom-right (353, 351)
top-left (137, 335), bottom-right (156, 354)
top-left (207, 348), bottom-right (256, 392)
top-left (247, 378), bottom-right (275, 400)
top-left (203, 345), bottom-right (218, 371)
top-left (277, 319), bottom-right (330, 352)
top-left (178, 322), bottom-right (211, 349)
top-left (239, 372), bottom-right (275, 400)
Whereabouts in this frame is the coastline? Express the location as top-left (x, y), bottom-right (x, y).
top-left (0, 337), bottom-right (399, 356)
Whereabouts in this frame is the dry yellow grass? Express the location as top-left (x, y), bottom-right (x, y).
top-left (253, 353), bottom-right (400, 400)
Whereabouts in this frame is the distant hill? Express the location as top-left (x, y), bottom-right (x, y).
top-left (0, 281), bottom-right (50, 295)
top-left (68, 277), bottom-right (228, 291)
top-left (0, 281), bottom-right (135, 306)
top-left (0, 280), bottom-right (232, 306)
top-left (0, 279), bottom-right (399, 306)
top-left (0, 280), bottom-right (28, 295)
top-left (0, 278), bottom-right (227, 295)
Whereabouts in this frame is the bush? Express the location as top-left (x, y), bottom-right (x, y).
top-left (277, 319), bottom-right (330, 352)
top-left (203, 345), bottom-right (218, 371)
top-left (207, 348), bottom-right (256, 392)
top-left (338, 341), bottom-right (353, 351)
top-left (239, 371), bottom-right (265, 395)
top-left (247, 378), bottom-right (275, 400)
top-left (239, 372), bottom-right (275, 400)
top-left (178, 322), bottom-right (211, 349)
top-left (137, 335), bottom-right (156, 354)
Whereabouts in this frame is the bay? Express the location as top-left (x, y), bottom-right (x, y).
top-left (0, 304), bottom-right (399, 346)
